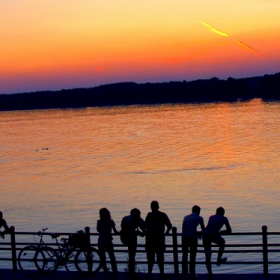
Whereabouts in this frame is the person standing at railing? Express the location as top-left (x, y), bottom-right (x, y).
top-left (182, 205), bottom-right (205, 279)
top-left (0, 211), bottom-right (10, 239)
top-left (145, 201), bottom-right (172, 278)
top-left (97, 208), bottom-right (119, 277)
top-left (120, 208), bottom-right (145, 280)
top-left (203, 207), bottom-right (232, 280)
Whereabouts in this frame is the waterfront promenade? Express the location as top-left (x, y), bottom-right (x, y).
top-left (1, 226), bottom-right (280, 279)
top-left (0, 269), bottom-right (279, 280)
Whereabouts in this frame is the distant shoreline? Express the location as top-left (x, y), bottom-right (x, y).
top-left (0, 72), bottom-right (279, 112)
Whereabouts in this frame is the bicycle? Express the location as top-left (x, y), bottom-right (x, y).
top-left (18, 228), bottom-right (101, 276)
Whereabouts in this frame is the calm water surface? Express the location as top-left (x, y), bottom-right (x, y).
top-left (1, 99), bottom-right (280, 273)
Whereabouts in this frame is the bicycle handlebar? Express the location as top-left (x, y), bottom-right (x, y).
top-left (38, 227), bottom-right (48, 235)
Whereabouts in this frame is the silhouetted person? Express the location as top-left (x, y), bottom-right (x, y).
top-left (0, 211), bottom-right (9, 239)
top-left (121, 208), bottom-right (145, 279)
top-left (145, 201), bottom-right (172, 278)
top-left (182, 205), bottom-right (205, 279)
top-left (97, 208), bottom-right (119, 277)
top-left (203, 207), bottom-right (232, 280)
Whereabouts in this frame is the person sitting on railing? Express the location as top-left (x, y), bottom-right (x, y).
top-left (120, 208), bottom-right (145, 280)
top-left (203, 207), bottom-right (232, 280)
top-left (97, 208), bottom-right (119, 277)
top-left (0, 211), bottom-right (10, 239)
top-left (145, 201), bottom-right (172, 278)
top-left (182, 205), bottom-right (205, 279)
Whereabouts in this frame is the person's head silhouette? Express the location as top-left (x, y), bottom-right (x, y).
top-left (99, 208), bottom-right (111, 221)
top-left (192, 205), bottom-right (201, 215)
top-left (130, 208), bottom-right (141, 222)
top-left (150, 201), bottom-right (159, 213)
top-left (0, 211), bottom-right (2, 219)
top-left (216, 207), bottom-right (225, 216)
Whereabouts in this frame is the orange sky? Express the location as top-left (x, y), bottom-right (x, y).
top-left (1, 0), bottom-right (280, 94)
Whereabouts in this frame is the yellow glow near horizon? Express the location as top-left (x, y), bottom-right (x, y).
top-left (1, 0), bottom-right (280, 93)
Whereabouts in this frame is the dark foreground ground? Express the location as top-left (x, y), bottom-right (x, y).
top-left (0, 270), bottom-right (279, 280)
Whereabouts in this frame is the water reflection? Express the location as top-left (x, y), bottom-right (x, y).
top-left (0, 100), bottom-right (280, 271)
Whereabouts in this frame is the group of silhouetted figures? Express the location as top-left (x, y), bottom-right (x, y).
top-left (0, 204), bottom-right (232, 280)
top-left (96, 201), bottom-right (232, 280)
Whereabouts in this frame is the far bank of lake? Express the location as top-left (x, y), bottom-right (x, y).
top-left (0, 72), bottom-right (280, 111)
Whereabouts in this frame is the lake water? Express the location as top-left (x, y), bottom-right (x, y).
top-left (1, 99), bottom-right (280, 273)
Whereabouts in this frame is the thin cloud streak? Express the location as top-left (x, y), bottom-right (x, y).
top-left (198, 20), bottom-right (264, 59)
top-left (237, 41), bottom-right (264, 58)
top-left (198, 21), bottom-right (229, 37)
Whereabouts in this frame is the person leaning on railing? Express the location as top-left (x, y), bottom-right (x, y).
top-left (0, 211), bottom-right (10, 239)
top-left (97, 208), bottom-right (120, 277)
top-left (145, 201), bottom-right (172, 278)
top-left (120, 208), bottom-right (145, 280)
top-left (203, 207), bottom-right (232, 280)
top-left (182, 205), bottom-right (205, 279)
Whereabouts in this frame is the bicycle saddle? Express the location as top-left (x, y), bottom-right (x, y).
top-left (50, 233), bottom-right (60, 239)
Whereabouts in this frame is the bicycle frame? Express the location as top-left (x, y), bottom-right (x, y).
top-left (18, 228), bottom-right (101, 276)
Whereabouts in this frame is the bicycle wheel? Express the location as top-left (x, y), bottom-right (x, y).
top-left (18, 245), bottom-right (44, 275)
top-left (40, 246), bottom-right (59, 273)
top-left (64, 247), bottom-right (80, 276)
top-left (75, 247), bottom-right (101, 275)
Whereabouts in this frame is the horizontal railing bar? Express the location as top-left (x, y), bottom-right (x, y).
top-left (0, 249), bottom-right (269, 254)
top-left (1, 248), bottom-right (277, 254)
top-left (14, 231), bottom-right (274, 235)
top-left (10, 243), bottom-right (275, 248)
top-left (1, 255), bottom-right (280, 266)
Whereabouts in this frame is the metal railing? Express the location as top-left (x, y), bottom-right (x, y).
top-left (1, 225), bottom-right (280, 276)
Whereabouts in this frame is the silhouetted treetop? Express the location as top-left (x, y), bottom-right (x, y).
top-left (0, 72), bottom-right (279, 111)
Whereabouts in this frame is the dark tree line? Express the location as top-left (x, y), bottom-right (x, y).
top-left (0, 72), bottom-right (279, 111)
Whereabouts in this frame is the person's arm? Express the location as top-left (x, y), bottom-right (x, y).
top-left (165, 215), bottom-right (172, 235)
top-left (219, 217), bottom-right (232, 235)
top-left (197, 217), bottom-right (205, 239)
top-left (137, 218), bottom-right (146, 237)
top-left (96, 220), bottom-right (101, 233)
top-left (199, 217), bottom-right (205, 231)
top-left (112, 226), bottom-right (119, 235)
top-left (0, 219), bottom-right (9, 238)
top-left (111, 220), bottom-right (119, 235)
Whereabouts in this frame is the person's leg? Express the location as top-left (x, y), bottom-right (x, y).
top-left (147, 249), bottom-right (155, 275)
top-left (107, 242), bottom-right (118, 274)
top-left (156, 244), bottom-right (165, 277)
top-left (213, 235), bottom-right (226, 265)
top-left (146, 239), bottom-right (156, 276)
top-left (189, 236), bottom-right (198, 277)
top-left (182, 236), bottom-right (189, 276)
top-left (203, 234), bottom-right (213, 276)
top-left (128, 242), bottom-right (137, 277)
top-left (98, 243), bottom-right (109, 274)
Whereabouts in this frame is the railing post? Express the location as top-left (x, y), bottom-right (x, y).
top-left (172, 227), bottom-right (179, 276)
top-left (10, 226), bottom-right (17, 271)
top-left (85, 226), bottom-right (91, 246)
top-left (85, 226), bottom-right (93, 274)
top-left (262, 225), bottom-right (268, 277)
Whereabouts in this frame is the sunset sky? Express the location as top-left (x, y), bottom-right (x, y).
top-left (1, 0), bottom-right (280, 94)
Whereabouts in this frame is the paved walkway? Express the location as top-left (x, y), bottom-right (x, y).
top-left (0, 270), bottom-right (279, 280)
